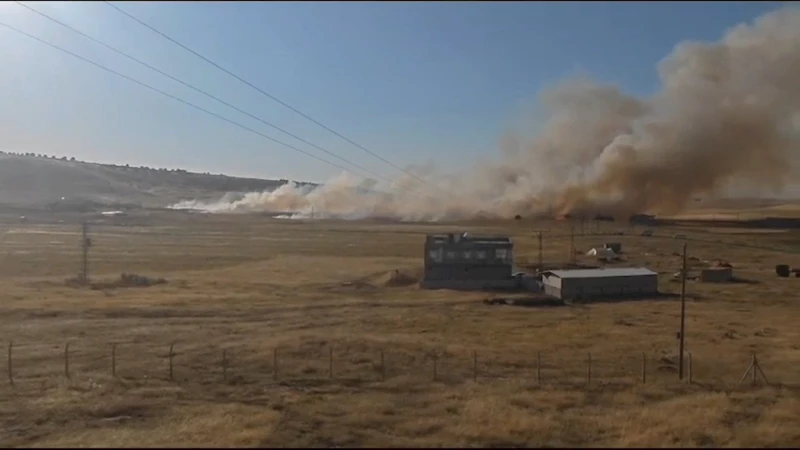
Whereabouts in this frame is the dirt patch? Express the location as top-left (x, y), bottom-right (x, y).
top-left (705, 228), bottom-right (790, 235)
top-left (336, 280), bottom-right (380, 292)
top-left (324, 268), bottom-right (423, 294)
top-left (484, 296), bottom-right (564, 308)
top-left (65, 273), bottom-right (168, 290)
top-left (376, 269), bottom-right (422, 288)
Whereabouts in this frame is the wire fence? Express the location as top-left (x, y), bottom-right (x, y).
top-left (0, 222), bottom-right (792, 393)
top-left (2, 340), bottom-right (774, 391)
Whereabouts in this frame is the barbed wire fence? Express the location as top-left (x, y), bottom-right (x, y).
top-left (2, 340), bottom-right (775, 391)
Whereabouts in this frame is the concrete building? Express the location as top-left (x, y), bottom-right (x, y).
top-left (420, 233), bottom-right (517, 290)
top-left (540, 267), bottom-right (658, 300)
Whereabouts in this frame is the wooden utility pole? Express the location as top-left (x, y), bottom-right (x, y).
top-left (80, 221), bottom-right (91, 284)
top-left (537, 231), bottom-right (543, 269)
top-left (569, 224), bottom-right (576, 264)
top-left (678, 242), bottom-right (687, 380)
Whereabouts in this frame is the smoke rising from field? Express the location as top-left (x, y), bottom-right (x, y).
top-left (173, 6), bottom-right (800, 221)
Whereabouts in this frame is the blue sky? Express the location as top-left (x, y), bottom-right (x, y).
top-left (0, 1), bottom-right (786, 183)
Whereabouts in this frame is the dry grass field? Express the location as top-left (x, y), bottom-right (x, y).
top-left (1, 210), bottom-right (800, 447)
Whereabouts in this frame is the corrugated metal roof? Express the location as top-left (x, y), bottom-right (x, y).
top-left (542, 268), bottom-right (657, 279)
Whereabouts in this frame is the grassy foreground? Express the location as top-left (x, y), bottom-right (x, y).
top-left (1, 211), bottom-right (799, 447)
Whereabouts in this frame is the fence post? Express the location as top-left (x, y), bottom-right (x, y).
top-left (587, 352), bottom-right (592, 385)
top-left (273, 348), bottom-right (278, 381)
top-left (7, 341), bottom-right (13, 386)
top-left (168, 344), bottom-right (174, 381)
top-left (380, 349), bottom-right (385, 381)
top-left (329, 345), bottom-right (333, 379)
top-left (222, 349), bottom-right (228, 382)
top-left (64, 342), bottom-right (70, 379)
top-left (473, 350), bottom-right (478, 382)
top-left (111, 343), bottom-right (117, 377)
top-left (687, 352), bottom-right (693, 384)
top-left (537, 351), bottom-right (541, 384)
top-left (641, 352), bottom-right (646, 384)
top-left (432, 354), bottom-right (438, 381)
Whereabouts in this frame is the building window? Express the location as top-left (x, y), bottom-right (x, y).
top-left (462, 250), bottom-right (473, 260)
top-left (428, 248), bottom-right (443, 263)
top-left (446, 251), bottom-right (458, 261)
top-left (495, 248), bottom-right (508, 262)
top-left (475, 250), bottom-right (487, 260)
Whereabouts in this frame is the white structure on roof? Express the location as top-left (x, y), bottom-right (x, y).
top-left (540, 267), bottom-right (658, 300)
top-left (586, 247), bottom-right (617, 261)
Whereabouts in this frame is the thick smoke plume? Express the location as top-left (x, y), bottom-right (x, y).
top-left (173, 6), bottom-right (800, 221)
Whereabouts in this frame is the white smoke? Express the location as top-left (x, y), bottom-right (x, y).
top-left (172, 6), bottom-right (800, 221)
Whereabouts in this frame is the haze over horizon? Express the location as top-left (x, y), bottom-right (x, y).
top-left (3, 1), bottom-right (800, 221)
top-left (0, 1), bottom-right (785, 181)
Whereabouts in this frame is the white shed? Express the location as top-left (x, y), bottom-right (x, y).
top-left (541, 267), bottom-right (658, 301)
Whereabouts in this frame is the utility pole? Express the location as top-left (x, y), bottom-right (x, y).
top-left (80, 221), bottom-right (91, 284)
top-left (537, 231), bottom-right (543, 269)
top-left (569, 223), bottom-right (575, 264)
top-left (678, 241), bottom-right (687, 380)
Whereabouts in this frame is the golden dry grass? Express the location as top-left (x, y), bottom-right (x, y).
top-left (1, 211), bottom-right (800, 447)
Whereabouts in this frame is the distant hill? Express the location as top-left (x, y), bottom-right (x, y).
top-left (0, 152), bottom-right (314, 211)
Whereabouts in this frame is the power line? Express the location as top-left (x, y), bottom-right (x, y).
top-left (0, 21), bottom-right (407, 197)
top-left (14, 1), bottom-right (423, 196)
top-left (102, 1), bottom-right (449, 196)
top-left (0, 23), bottom-right (355, 178)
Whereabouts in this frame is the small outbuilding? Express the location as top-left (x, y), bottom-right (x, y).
top-left (540, 267), bottom-right (658, 301)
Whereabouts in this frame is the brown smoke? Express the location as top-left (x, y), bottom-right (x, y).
top-left (539, 6), bottom-right (800, 219)
top-left (174, 6), bottom-right (800, 221)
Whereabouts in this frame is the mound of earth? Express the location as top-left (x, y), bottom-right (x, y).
top-left (369, 268), bottom-right (423, 288)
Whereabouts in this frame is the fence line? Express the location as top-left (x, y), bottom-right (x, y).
top-left (7, 341), bottom-right (13, 386)
top-left (3, 340), bottom-right (781, 390)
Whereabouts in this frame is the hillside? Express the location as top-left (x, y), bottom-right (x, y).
top-left (0, 153), bottom-right (313, 211)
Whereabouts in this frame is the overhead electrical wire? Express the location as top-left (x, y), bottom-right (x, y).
top-left (0, 28), bottom-right (428, 201)
top-left (13, 1), bottom-right (434, 199)
top-left (0, 22), bottom-right (375, 183)
top-left (102, 1), bottom-right (451, 197)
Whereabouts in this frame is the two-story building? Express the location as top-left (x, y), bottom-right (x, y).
top-left (420, 232), bottom-right (518, 290)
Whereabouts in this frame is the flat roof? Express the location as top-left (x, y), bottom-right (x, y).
top-left (542, 268), bottom-right (657, 279)
top-left (427, 234), bottom-right (512, 243)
